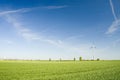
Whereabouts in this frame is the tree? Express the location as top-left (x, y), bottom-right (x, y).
top-left (97, 58), bottom-right (100, 61)
top-left (79, 57), bottom-right (82, 61)
top-left (74, 57), bottom-right (76, 61)
top-left (49, 58), bottom-right (51, 61)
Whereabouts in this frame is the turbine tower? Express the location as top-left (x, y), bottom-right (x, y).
top-left (90, 42), bottom-right (96, 60)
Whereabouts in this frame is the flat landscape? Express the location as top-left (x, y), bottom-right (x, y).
top-left (0, 60), bottom-right (120, 80)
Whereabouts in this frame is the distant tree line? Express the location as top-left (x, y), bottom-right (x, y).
top-left (48, 57), bottom-right (100, 61)
top-left (0, 57), bottom-right (100, 61)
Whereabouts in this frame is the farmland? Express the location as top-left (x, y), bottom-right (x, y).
top-left (0, 60), bottom-right (120, 80)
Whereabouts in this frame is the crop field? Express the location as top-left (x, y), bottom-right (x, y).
top-left (0, 60), bottom-right (120, 80)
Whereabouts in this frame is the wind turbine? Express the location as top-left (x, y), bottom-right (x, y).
top-left (90, 42), bottom-right (96, 60)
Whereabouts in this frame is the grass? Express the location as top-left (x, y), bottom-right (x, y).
top-left (0, 60), bottom-right (120, 80)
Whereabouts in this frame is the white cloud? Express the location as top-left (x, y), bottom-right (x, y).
top-left (1, 40), bottom-right (13, 45)
top-left (0, 6), bottom-right (86, 55)
top-left (3, 14), bottom-right (66, 48)
top-left (106, 20), bottom-right (120, 34)
top-left (43, 5), bottom-right (67, 9)
top-left (0, 5), bottom-right (67, 42)
top-left (3, 15), bottom-right (82, 53)
top-left (0, 5), bottom-right (67, 16)
top-left (113, 39), bottom-right (120, 47)
top-left (44, 39), bottom-right (63, 47)
top-left (109, 0), bottom-right (117, 21)
top-left (5, 40), bottom-right (13, 44)
top-left (64, 35), bottom-right (83, 41)
top-left (106, 0), bottom-right (120, 34)
top-left (0, 8), bottom-right (31, 16)
top-left (4, 15), bottom-right (41, 41)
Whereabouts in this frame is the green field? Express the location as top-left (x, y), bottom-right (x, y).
top-left (0, 60), bottom-right (120, 80)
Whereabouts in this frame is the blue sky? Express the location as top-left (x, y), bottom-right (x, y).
top-left (0, 0), bottom-right (120, 60)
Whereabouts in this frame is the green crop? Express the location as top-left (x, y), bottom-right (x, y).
top-left (0, 60), bottom-right (120, 80)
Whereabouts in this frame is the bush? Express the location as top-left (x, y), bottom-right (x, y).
top-left (97, 58), bottom-right (100, 61)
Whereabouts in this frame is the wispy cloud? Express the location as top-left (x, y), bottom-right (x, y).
top-left (4, 15), bottom-right (41, 41)
top-left (65, 35), bottom-right (83, 41)
top-left (43, 5), bottom-right (67, 9)
top-left (113, 39), bottom-right (120, 47)
top-left (0, 8), bottom-right (31, 16)
top-left (0, 5), bottom-right (84, 54)
top-left (3, 14), bottom-right (82, 53)
top-left (0, 5), bottom-right (67, 41)
top-left (0, 5), bottom-right (67, 16)
top-left (0, 39), bottom-right (13, 45)
top-left (106, 0), bottom-right (120, 34)
top-left (109, 0), bottom-right (117, 21)
top-left (2, 13), bottom-right (64, 46)
top-left (4, 40), bottom-right (13, 44)
top-left (106, 20), bottom-right (120, 34)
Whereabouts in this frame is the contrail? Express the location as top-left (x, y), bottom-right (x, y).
top-left (109, 0), bottom-right (117, 21)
